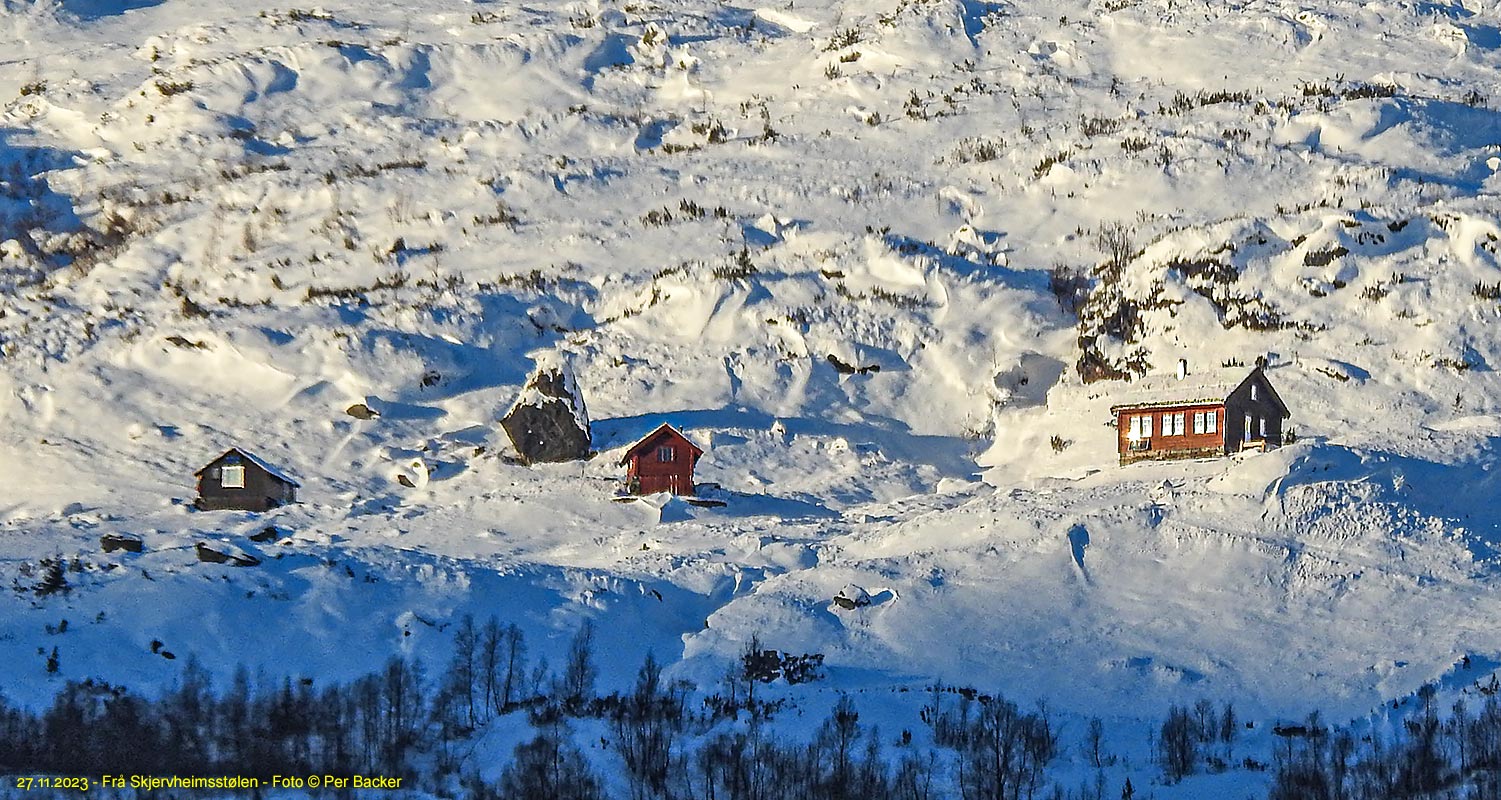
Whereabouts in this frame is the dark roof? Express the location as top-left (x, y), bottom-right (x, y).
top-left (193, 447), bottom-right (302, 487)
top-left (1252, 369), bottom-right (1291, 418)
top-left (1109, 365), bottom-right (1289, 417)
top-left (619, 423), bottom-right (704, 465)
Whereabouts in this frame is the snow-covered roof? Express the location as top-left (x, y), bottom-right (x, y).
top-left (618, 423), bottom-right (705, 464)
top-left (194, 447), bottom-right (302, 487)
top-left (1107, 367), bottom-right (1255, 412)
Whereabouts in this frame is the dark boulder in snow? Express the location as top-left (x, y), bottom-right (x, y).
top-left (195, 541), bottom-right (261, 567)
top-left (345, 403), bottom-right (379, 420)
top-left (501, 353), bottom-right (591, 464)
top-left (832, 584), bottom-right (872, 610)
top-left (100, 533), bottom-right (143, 554)
top-left (827, 353), bottom-right (880, 375)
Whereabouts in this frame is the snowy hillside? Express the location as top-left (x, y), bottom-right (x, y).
top-left (4, 0), bottom-right (1501, 794)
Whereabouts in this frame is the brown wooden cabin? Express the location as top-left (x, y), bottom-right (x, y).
top-left (1109, 362), bottom-right (1290, 465)
top-left (194, 448), bottom-right (300, 511)
top-left (620, 423), bottom-right (704, 496)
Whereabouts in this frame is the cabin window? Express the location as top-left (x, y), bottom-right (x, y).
top-left (1206, 410), bottom-right (1218, 434)
top-left (1172, 413), bottom-right (1186, 436)
top-left (221, 465), bottom-right (246, 488)
top-left (1128, 416), bottom-right (1141, 439)
top-left (658, 446), bottom-right (675, 462)
top-left (1250, 384), bottom-right (1259, 400)
top-left (1193, 412), bottom-right (1205, 435)
top-left (1244, 415), bottom-right (1253, 442)
top-left (1260, 417), bottom-right (1268, 437)
top-left (1143, 415), bottom-right (1153, 438)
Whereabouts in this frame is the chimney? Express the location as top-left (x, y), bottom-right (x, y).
top-left (1255, 354), bottom-right (1268, 369)
top-left (1177, 358), bottom-right (1188, 380)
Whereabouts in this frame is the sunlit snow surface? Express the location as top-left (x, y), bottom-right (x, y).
top-left (3, 0), bottom-right (1501, 793)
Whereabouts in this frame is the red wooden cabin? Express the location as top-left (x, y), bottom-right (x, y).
top-left (1109, 362), bottom-right (1290, 465)
top-left (620, 423), bottom-right (704, 496)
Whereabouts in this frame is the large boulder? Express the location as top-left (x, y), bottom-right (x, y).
top-left (195, 541), bottom-right (261, 567)
top-left (345, 402), bottom-right (380, 420)
top-left (832, 584), bottom-right (872, 610)
top-left (501, 353), bottom-right (591, 464)
top-left (100, 533), bottom-right (144, 554)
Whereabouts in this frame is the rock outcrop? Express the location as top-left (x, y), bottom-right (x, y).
top-left (501, 353), bottom-right (592, 464)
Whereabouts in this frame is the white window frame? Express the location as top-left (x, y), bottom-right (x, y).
top-left (1206, 410), bottom-right (1218, 434)
top-left (1260, 417), bottom-right (1268, 437)
top-left (221, 465), bottom-right (246, 489)
top-left (1193, 412), bottom-right (1205, 435)
top-left (1175, 412), bottom-right (1186, 436)
top-left (1128, 415), bottom-right (1142, 439)
top-left (1143, 414), bottom-right (1153, 438)
top-left (1244, 414), bottom-right (1253, 442)
top-left (658, 446), bottom-right (675, 462)
top-left (1250, 384), bottom-right (1259, 400)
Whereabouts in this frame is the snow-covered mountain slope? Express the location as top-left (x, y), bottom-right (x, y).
top-left (4, 0), bottom-right (1501, 789)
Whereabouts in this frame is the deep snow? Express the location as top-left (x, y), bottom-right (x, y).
top-left (5, 0), bottom-right (1501, 794)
